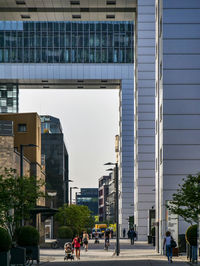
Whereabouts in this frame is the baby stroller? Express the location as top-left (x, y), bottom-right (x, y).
top-left (64, 242), bottom-right (74, 261)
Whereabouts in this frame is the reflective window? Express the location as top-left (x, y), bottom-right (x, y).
top-left (0, 21), bottom-right (134, 63)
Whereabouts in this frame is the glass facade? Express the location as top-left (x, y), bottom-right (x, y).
top-left (0, 21), bottom-right (134, 64)
top-left (0, 84), bottom-right (18, 113)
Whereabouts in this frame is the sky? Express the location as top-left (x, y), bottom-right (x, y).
top-left (19, 89), bottom-right (119, 197)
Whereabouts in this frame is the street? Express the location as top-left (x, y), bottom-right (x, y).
top-left (38, 239), bottom-right (188, 266)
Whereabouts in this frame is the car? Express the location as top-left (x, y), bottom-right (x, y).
top-left (92, 228), bottom-right (102, 238)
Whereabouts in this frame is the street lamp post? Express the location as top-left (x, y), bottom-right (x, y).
top-left (70, 186), bottom-right (79, 205)
top-left (105, 162), bottom-right (120, 256)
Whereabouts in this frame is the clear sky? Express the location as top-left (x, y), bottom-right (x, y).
top-left (19, 89), bottom-right (119, 197)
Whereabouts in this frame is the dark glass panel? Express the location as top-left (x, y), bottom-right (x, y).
top-left (72, 33), bottom-right (77, 47)
top-left (11, 49), bottom-right (17, 62)
top-left (84, 48), bottom-right (89, 63)
top-left (0, 33), bottom-right (4, 47)
top-left (48, 34), bottom-right (53, 48)
top-left (42, 48), bottom-right (47, 62)
top-left (60, 22), bottom-right (65, 31)
top-left (78, 48), bottom-right (84, 63)
top-left (96, 23), bottom-right (101, 31)
top-left (54, 33), bottom-right (59, 47)
top-left (96, 49), bottom-right (101, 63)
top-left (36, 32), bottom-right (41, 47)
top-left (102, 48), bottom-right (107, 63)
top-left (78, 23), bottom-right (83, 31)
top-left (126, 48), bottom-right (132, 63)
top-left (60, 33), bottom-right (65, 47)
top-left (0, 49), bottom-right (3, 62)
top-left (113, 48), bottom-right (118, 63)
top-left (114, 23), bottom-right (119, 32)
top-left (36, 48), bottom-right (41, 63)
top-left (48, 22), bottom-right (53, 31)
top-left (42, 22), bottom-right (47, 31)
top-left (90, 23), bottom-right (95, 31)
top-left (108, 33), bottom-right (113, 47)
top-left (42, 33), bottom-right (47, 47)
top-left (71, 49), bottom-right (77, 63)
top-left (120, 23), bottom-right (125, 32)
top-left (65, 33), bottom-right (71, 47)
top-left (89, 33), bottom-right (95, 47)
top-left (108, 23), bottom-right (113, 32)
top-left (119, 48), bottom-right (125, 63)
top-left (54, 22), bottom-right (59, 31)
top-left (66, 23), bottom-right (71, 31)
top-left (24, 48), bottom-right (29, 62)
top-left (36, 22), bottom-right (41, 31)
top-left (114, 34), bottom-right (119, 47)
top-left (108, 48), bottom-right (113, 63)
top-left (120, 33), bottom-right (125, 47)
top-left (60, 50), bottom-right (64, 63)
top-left (17, 32), bottom-right (23, 47)
top-left (48, 49), bottom-right (53, 63)
top-left (30, 48), bottom-right (34, 62)
top-left (11, 32), bottom-right (17, 47)
top-left (96, 33), bottom-right (100, 47)
top-left (64, 49), bottom-right (71, 63)
top-left (24, 22), bottom-right (29, 31)
top-left (29, 22), bottom-right (34, 31)
top-left (5, 32), bottom-right (10, 47)
top-left (72, 23), bottom-right (77, 31)
top-left (17, 49), bottom-right (22, 62)
top-left (84, 23), bottom-right (89, 31)
top-left (102, 33), bottom-right (107, 47)
top-left (30, 32), bottom-right (35, 47)
top-left (89, 48), bottom-right (95, 63)
top-left (102, 23), bottom-right (107, 31)
top-left (127, 32), bottom-right (132, 47)
top-left (77, 32), bottom-right (83, 47)
top-left (54, 49), bottom-right (60, 63)
top-left (84, 34), bottom-right (89, 47)
top-left (24, 37), bottom-right (29, 48)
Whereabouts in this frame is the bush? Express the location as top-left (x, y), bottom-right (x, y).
top-left (17, 226), bottom-right (39, 246)
top-left (151, 227), bottom-right (155, 236)
top-left (185, 224), bottom-right (197, 246)
top-left (58, 226), bottom-right (73, 239)
top-left (0, 227), bottom-right (12, 252)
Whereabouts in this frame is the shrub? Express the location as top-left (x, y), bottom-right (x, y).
top-left (58, 226), bottom-right (73, 239)
top-left (0, 227), bottom-right (12, 252)
top-left (17, 226), bottom-right (39, 246)
top-left (185, 224), bottom-right (197, 246)
top-left (151, 227), bottom-right (155, 236)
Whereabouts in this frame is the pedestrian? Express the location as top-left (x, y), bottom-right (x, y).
top-left (72, 235), bottom-right (81, 260)
top-left (123, 228), bottom-right (126, 238)
top-left (129, 228), bottom-right (136, 245)
top-left (163, 231), bottom-right (173, 263)
top-left (82, 231), bottom-right (89, 251)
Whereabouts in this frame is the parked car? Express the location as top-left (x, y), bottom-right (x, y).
top-left (92, 228), bottom-right (102, 238)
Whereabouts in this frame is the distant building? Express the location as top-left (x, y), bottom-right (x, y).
top-left (98, 175), bottom-right (111, 222)
top-left (76, 188), bottom-right (98, 215)
top-left (0, 113), bottom-right (46, 242)
top-left (41, 115), bottom-right (69, 208)
top-left (106, 170), bottom-right (116, 223)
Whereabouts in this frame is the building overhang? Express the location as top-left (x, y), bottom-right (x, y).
top-left (0, 0), bottom-right (136, 21)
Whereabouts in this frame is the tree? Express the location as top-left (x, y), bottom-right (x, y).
top-left (56, 204), bottom-right (94, 234)
top-left (0, 168), bottom-right (45, 239)
top-left (167, 173), bottom-right (200, 224)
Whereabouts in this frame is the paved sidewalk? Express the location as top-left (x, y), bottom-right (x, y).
top-left (35, 240), bottom-right (191, 265)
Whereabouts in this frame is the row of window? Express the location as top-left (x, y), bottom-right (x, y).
top-left (0, 32), bottom-right (132, 48)
top-left (0, 48), bottom-right (133, 63)
top-left (0, 21), bottom-right (133, 33)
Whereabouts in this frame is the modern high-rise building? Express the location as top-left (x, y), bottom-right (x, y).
top-left (76, 188), bottom-right (98, 215)
top-left (41, 115), bottom-right (69, 208)
top-left (0, 1), bottom-right (200, 251)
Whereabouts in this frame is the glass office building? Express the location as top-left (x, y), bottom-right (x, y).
top-left (0, 84), bottom-right (18, 113)
top-left (0, 21), bottom-right (133, 64)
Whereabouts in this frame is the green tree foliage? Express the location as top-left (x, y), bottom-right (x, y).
top-left (167, 173), bottom-right (200, 224)
top-left (56, 204), bottom-right (95, 234)
top-left (0, 168), bottom-right (45, 239)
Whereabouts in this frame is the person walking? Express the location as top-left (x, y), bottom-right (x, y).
top-left (72, 235), bottom-right (81, 260)
top-left (123, 228), bottom-right (126, 238)
top-left (129, 228), bottom-right (136, 245)
top-left (163, 231), bottom-right (173, 263)
top-left (82, 231), bottom-right (89, 251)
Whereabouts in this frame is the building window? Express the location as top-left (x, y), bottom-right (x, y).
top-left (18, 123), bottom-right (27, 132)
top-left (0, 21), bottom-right (134, 64)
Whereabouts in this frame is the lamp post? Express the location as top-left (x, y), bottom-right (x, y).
top-left (64, 179), bottom-right (73, 206)
top-left (104, 162), bottom-right (120, 256)
top-left (47, 191), bottom-right (57, 239)
top-left (20, 143), bottom-right (37, 226)
top-left (70, 186), bottom-right (79, 205)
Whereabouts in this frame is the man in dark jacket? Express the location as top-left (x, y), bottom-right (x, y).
top-left (129, 228), bottom-right (136, 245)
